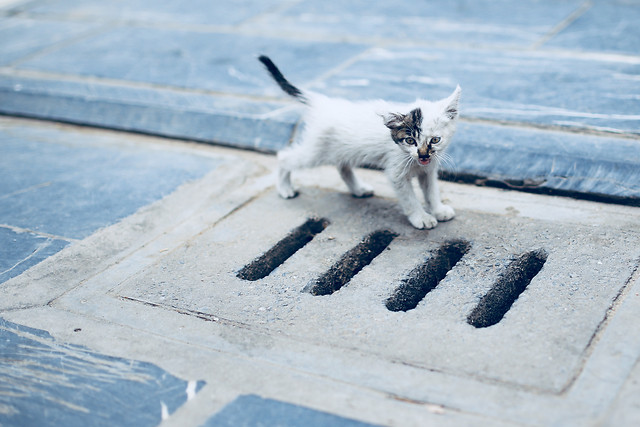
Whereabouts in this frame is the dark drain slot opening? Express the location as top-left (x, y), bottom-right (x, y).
top-left (386, 240), bottom-right (471, 312)
top-left (309, 230), bottom-right (397, 296)
top-left (467, 249), bottom-right (548, 328)
top-left (237, 217), bottom-right (329, 281)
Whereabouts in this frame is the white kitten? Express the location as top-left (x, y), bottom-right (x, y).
top-left (259, 55), bottom-right (461, 229)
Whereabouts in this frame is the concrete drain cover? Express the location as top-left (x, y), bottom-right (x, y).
top-left (118, 188), bottom-right (638, 393)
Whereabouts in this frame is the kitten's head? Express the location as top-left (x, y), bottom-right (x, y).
top-left (383, 85), bottom-right (461, 166)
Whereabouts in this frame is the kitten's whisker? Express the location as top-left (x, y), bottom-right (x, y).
top-left (399, 155), bottom-right (409, 173)
top-left (438, 152), bottom-right (457, 174)
top-left (401, 155), bottom-right (414, 176)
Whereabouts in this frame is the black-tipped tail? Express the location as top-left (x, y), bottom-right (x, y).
top-left (258, 55), bottom-right (307, 103)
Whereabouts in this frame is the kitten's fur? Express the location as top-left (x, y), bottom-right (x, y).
top-left (259, 55), bottom-right (461, 229)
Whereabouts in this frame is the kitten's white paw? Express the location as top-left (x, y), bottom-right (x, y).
top-left (351, 183), bottom-right (374, 198)
top-left (433, 204), bottom-right (455, 222)
top-left (277, 184), bottom-right (298, 199)
top-left (408, 210), bottom-right (438, 229)
top-left (277, 169), bottom-right (298, 199)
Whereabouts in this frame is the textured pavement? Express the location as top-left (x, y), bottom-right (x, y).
top-left (1, 0), bottom-right (640, 426)
top-left (1, 116), bottom-right (639, 426)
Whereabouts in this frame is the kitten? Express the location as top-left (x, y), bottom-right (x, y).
top-left (259, 55), bottom-right (461, 229)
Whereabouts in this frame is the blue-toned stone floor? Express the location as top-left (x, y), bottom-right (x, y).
top-left (0, 120), bottom-right (219, 424)
top-left (0, 122), bottom-right (221, 284)
top-left (203, 395), bottom-right (378, 427)
top-left (0, 317), bottom-right (206, 426)
top-left (0, 0), bottom-right (638, 203)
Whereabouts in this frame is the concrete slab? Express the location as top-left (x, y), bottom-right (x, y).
top-left (602, 353), bottom-right (640, 426)
top-left (113, 187), bottom-right (638, 393)
top-left (2, 119), bottom-right (639, 425)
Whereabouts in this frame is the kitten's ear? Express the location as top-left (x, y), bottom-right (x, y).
top-left (409, 108), bottom-right (423, 127)
top-left (443, 85), bottom-right (461, 120)
top-left (382, 112), bottom-right (405, 130)
top-left (382, 109), bottom-right (422, 129)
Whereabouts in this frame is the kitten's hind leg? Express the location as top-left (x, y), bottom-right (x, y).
top-left (277, 167), bottom-right (298, 198)
top-left (338, 164), bottom-right (374, 198)
top-left (277, 145), bottom-right (314, 199)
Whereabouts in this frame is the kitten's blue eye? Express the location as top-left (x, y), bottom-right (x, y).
top-left (405, 137), bottom-right (416, 145)
top-left (431, 137), bottom-right (441, 144)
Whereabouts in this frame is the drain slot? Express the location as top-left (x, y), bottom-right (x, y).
top-left (467, 249), bottom-right (548, 328)
top-left (386, 240), bottom-right (471, 312)
top-left (237, 217), bottom-right (329, 281)
top-left (309, 230), bottom-right (397, 296)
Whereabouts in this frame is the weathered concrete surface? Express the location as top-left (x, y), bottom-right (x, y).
top-left (115, 186), bottom-right (637, 394)
top-left (1, 118), bottom-right (639, 426)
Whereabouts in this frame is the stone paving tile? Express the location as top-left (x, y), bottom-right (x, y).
top-left (448, 122), bottom-right (640, 202)
top-left (546, 0), bottom-right (640, 56)
top-left (19, 0), bottom-right (285, 26)
top-left (16, 28), bottom-right (367, 97)
top-left (0, 121), bottom-right (221, 283)
top-left (0, 124), bottom-right (221, 239)
top-left (0, 317), bottom-right (205, 426)
top-left (0, 227), bottom-right (69, 283)
top-left (0, 75), bottom-right (299, 151)
top-left (317, 47), bottom-right (640, 134)
top-left (260, 0), bottom-right (583, 47)
top-left (203, 395), bottom-right (380, 427)
top-left (0, 17), bottom-right (98, 66)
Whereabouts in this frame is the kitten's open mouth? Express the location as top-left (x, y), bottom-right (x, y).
top-left (418, 158), bottom-right (431, 166)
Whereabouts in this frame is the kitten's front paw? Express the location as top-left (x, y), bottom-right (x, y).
top-left (408, 211), bottom-right (438, 230)
top-left (433, 204), bottom-right (455, 222)
top-left (351, 183), bottom-right (374, 198)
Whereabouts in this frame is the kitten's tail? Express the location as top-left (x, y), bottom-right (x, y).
top-left (258, 55), bottom-right (308, 104)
